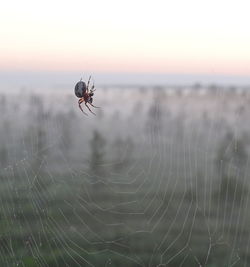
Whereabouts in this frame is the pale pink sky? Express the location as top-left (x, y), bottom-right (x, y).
top-left (1, 0), bottom-right (250, 75)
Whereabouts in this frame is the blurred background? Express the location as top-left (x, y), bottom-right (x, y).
top-left (1, 0), bottom-right (250, 266)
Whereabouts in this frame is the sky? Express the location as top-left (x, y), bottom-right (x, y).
top-left (1, 0), bottom-right (250, 76)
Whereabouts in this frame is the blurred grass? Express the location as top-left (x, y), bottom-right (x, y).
top-left (0, 171), bottom-right (249, 266)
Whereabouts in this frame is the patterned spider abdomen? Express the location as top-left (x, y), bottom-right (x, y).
top-left (74, 81), bottom-right (87, 98)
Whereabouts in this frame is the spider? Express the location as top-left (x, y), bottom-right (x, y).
top-left (74, 76), bottom-right (100, 115)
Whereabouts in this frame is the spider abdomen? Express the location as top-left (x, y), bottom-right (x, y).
top-left (74, 81), bottom-right (87, 98)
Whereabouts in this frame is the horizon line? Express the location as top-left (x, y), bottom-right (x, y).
top-left (1, 70), bottom-right (250, 88)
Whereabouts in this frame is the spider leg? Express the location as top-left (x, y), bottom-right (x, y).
top-left (91, 79), bottom-right (96, 92)
top-left (85, 102), bottom-right (96, 115)
top-left (86, 75), bottom-right (91, 92)
top-left (89, 102), bottom-right (100, 108)
top-left (78, 98), bottom-right (88, 115)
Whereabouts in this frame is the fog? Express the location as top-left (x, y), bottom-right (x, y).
top-left (1, 84), bottom-right (250, 266)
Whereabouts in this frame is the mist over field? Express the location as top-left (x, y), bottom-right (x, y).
top-left (1, 83), bottom-right (250, 266)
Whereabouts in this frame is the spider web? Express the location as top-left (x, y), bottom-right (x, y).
top-left (0, 83), bottom-right (250, 266)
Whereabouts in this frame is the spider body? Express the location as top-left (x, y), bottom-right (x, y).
top-left (74, 80), bottom-right (87, 98)
top-left (74, 76), bottom-right (99, 115)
